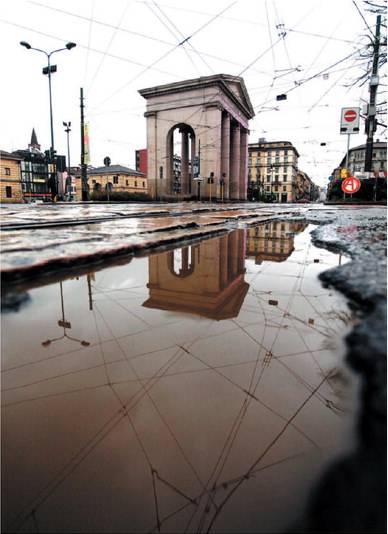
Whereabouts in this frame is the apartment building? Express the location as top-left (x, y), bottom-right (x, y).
top-left (0, 150), bottom-right (23, 203)
top-left (248, 140), bottom-right (299, 202)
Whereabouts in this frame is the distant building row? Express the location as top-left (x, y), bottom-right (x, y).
top-left (135, 141), bottom-right (319, 203)
top-left (0, 130), bottom-right (147, 203)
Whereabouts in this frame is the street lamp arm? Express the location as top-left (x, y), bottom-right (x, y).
top-left (27, 46), bottom-right (49, 57)
top-left (48, 47), bottom-right (70, 58)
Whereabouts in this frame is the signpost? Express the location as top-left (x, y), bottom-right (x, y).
top-left (340, 107), bottom-right (360, 199)
top-left (193, 176), bottom-right (203, 201)
top-left (207, 172), bottom-right (214, 203)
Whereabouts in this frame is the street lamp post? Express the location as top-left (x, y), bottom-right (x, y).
top-left (20, 40), bottom-right (76, 199)
top-left (63, 121), bottom-right (71, 200)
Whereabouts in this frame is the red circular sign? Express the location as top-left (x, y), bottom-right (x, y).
top-left (342, 176), bottom-right (361, 194)
top-left (344, 110), bottom-right (357, 122)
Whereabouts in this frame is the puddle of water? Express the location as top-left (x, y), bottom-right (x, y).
top-left (1, 222), bottom-right (358, 533)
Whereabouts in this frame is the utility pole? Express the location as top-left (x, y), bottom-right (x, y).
top-left (80, 88), bottom-right (88, 201)
top-left (364, 15), bottom-right (381, 181)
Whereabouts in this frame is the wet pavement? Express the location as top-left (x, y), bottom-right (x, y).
top-left (2, 221), bottom-right (360, 533)
top-left (1, 204), bottom-right (386, 533)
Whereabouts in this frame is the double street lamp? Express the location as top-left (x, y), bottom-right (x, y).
top-left (20, 40), bottom-right (76, 198)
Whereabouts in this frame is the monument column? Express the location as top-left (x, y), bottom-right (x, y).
top-left (167, 132), bottom-right (174, 195)
top-left (221, 112), bottom-right (230, 200)
top-left (190, 133), bottom-right (195, 196)
top-left (219, 235), bottom-right (229, 289)
top-left (230, 124), bottom-right (240, 200)
top-left (237, 229), bottom-right (246, 273)
top-left (239, 128), bottom-right (249, 200)
top-left (228, 232), bottom-right (239, 280)
top-left (181, 131), bottom-right (189, 195)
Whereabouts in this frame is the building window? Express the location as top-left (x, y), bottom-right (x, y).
top-left (143, 181), bottom-right (145, 188)
top-left (283, 186), bottom-right (287, 191)
top-left (5, 186), bottom-right (12, 198)
top-left (126, 180), bottom-right (129, 186)
top-left (135, 181), bottom-right (137, 187)
top-left (266, 176), bottom-right (270, 182)
top-left (4, 167), bottom-right (11, 176)
top-left (266, 186), bottom-right (270, 192)
top-left (275, 175), bottom-right (279, 181)
top-left (283, 175), bottom-right (287, 182)
top-left (92, 179), bottom-right (96, 184)
top-left (274, 186), bottom-right (278, 191)
top-left (113, 175), bottom-right (119, 184)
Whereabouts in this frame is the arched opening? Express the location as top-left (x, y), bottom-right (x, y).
top-left (166, 123), bottom-right (196, 197)
top-left (167, 246), bottom-right (196, 277)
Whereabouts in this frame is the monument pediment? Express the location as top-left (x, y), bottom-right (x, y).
top-left (139, 74), bottom-right (255, 120)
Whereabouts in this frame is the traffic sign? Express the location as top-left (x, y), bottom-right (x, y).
top-left (341, 176), bottom-right (361, 194)
top-left (344, 109), bottom-right (357, 122)
top-left (340, 107), bottom-right (360, 134)
top-left (340, 168), bottom-right (349, 179)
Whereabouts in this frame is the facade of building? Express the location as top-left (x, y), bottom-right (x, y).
top-left (135, 149), bottom-right (148, 175)
top-left (295, 170), bottom-right (318, 201)
top-left (0, 150), bottom-right (23, 203)
top-left (246, 221), bottom-right (307, 263)
top-left (11, 129), bottom-right (67, 202)
top-left (248, 140), bottom-right (299, 202)
top-left (338, 140), bottom-right (386, 176)
top-left (88, 164), bottom-right (147, 194)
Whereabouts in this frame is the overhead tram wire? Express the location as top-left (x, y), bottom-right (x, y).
top-left (253, 46), bottom-right (365, 110)
top-left (0, 19), bottom-right (180, 80)
top-left (86, 0), bottom-right (133, 95)
top-left (150, 0), bottom-right (214, 74)
top-left (93, 1), bottom-right (237, 109)
top-left (145, 1), bottom-right (203, 77)
top-left (83, 0), bottom-right (95, 87)
top-left (352, 0), bottom-right (375, 40)
top-left (134, 0), bottom-right (268, 28)
top-left (29, 0), bottom-right (257, 75)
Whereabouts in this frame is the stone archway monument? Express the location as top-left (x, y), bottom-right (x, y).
top-left (139, 74), bottom-right (255, 201)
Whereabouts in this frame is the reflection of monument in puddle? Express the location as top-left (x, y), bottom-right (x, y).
top-left (143, 230), bottom-right (249, 320)
top-left (246, 221), bottom-right (308, 263)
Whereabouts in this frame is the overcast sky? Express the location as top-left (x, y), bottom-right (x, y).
top-left (0, 0), bottom-right (384, 186)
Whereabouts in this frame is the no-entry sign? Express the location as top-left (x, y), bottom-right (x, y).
top-left (340, 107), bottom-right (360, 134)
top-left (344, 109), bottom-right (357, 122)
top-left (342, 176), bottom-right (361, 194)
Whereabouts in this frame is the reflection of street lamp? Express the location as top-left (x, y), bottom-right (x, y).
top-left (41, 282), bottom-right (90, 347)
top-left (20, 40), bottom-right (76, 197)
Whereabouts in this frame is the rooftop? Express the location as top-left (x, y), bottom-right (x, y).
top-left (0, 150), bottom-right (23, 161)
top-left (88, 165), bottom-right (146, 177)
